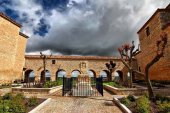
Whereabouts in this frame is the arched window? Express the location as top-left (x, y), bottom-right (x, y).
top-left (41, 70), bottom-right (51, 82)
top-left (71, 70), bottom-right (81, 77)
top-left (24, 70), bottom-right (35, 83)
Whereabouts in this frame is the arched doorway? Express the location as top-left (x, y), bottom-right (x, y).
top-left (116, 70), bottom-right (123, 83)
top-left (24, 70), bottom-right (35, 83)
top-left (40, 70), bottom-right (51, 82)
top-left (56, 69), bottom-right (66, 79)
top-left (100, 70), bottom-right (109, 81)
top-left (71, 70), bottom-right (81, 77)
top-left (88, 69), bottom-right (96, 81)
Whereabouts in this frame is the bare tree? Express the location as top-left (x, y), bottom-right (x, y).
top-left (40, 52), bottom-right (52, 83)
top-left (118, 41), bottom-right (140, 87)
top-left (118, 32), bottom-right (168, 100)
top-left (105, 61), bottom-right (116, 81)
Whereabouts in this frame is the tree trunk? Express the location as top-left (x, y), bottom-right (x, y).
top-left (145, 65), bottom-right (155, 100)
top-left (145, 54), bottom-right (162, 101)
top-left (129, 70), bottom-right (133, 88)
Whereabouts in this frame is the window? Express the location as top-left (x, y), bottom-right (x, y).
top-left (145, 27), bottom-right (150, 36)
top-left (139, 67), bottom-right (141, 72)
top-left (52, 60), bottom-right (56, 64)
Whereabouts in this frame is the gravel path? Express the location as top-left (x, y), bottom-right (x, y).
top-left (35, 90), bottom-right (123, 113)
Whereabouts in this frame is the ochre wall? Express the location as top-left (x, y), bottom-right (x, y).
top-left (136, 11), bottom-right (170, 81)
top-left (24, 56), bottom-right (126, 81)
top-left (0, 15), bottom-right (28, 84)
top-left (13, 35), bottom-right (27, 80)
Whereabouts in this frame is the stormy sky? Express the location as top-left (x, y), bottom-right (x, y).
top-left (0, 0), bottom-right (169, 56)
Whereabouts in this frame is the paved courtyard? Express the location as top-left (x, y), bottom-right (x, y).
top-left (35, 90), bottom-right (123, 113)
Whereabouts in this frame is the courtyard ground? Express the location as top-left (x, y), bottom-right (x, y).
top-left (35, 90), bottom-right (123, 113)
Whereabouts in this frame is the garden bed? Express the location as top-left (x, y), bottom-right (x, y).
top-left (104, 84), bottom-right (147, 95)
top-left (0, 93), bottom-right (46, 113)
top-left (118, 94), bottom-right (170, 113)
top-left (12, 85), bottom-right (62, 96)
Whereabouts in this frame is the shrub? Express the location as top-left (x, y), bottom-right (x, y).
top-left (3, 93), bottom-right (13, 100)
top-left (28, 96), bottom-right (38, 107)
top-left (0, 93), bottom-right (26, 113)
top-left (158, 101), bottom-right (170, 113)
top-left (120, 97), bottom-right (131, 107)
top-left (136, 96), bottom-right (150, 113)
top-left (155, 94), bottom-right (170, 102)
top-left (127, 95), bottom-right (135, 102)
top-left (43, 81), bottom-right (58, 88)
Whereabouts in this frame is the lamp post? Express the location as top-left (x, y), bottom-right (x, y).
top-left (105, 61), bottom-right (116, 81)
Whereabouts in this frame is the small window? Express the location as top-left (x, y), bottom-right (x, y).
top-left (139, 67), bottom-right (141, 72)
top-left (52, 60), bottom-right (56, 64)
top-left (145, 27), bottom-right (150, 36)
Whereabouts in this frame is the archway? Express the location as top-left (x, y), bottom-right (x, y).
top-left (71, 70), bottom-right (81, 77)
top-left (24, 70), bottom-right (35, 83)
top-left (116, 70), bottom-right (123, 83)
top-left (40, 70), bottom-right (51, 82)
top-left (56, 69), bottom-right (66, 80)
top-left (100, 70), bottom-right (109, 81)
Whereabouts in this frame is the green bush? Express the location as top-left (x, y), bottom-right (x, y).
top-left (156, 94), bottom-right (170, 102)
top-left (158, 101), bottom-right (170, 113)
top-left (127, 95), bottom-right (135, 102)
top-left (0, 93), bottom-right (26, 113)
top-left (3, 93), bottom-right (13, 100)
top-left (43, 81), bottom-right (58, 88)
top-left (28, 96), bottom-right (38, 107)
top-left (120, 97), bottom-right (131, 107)
top-left (136, 96), bottom-right (150, 113)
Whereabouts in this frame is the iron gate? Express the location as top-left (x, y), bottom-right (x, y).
top-left (62, 76), bottom-right (103, 96)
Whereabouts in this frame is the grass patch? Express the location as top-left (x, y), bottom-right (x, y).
top-left (43, 78), bottom-right (63, 88)
top-left (103, 81), bottom-right (124, 88)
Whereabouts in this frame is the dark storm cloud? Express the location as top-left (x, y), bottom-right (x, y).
top-left (26, 0), bottom-right (141, 56)
top-left (1, 0), bottom-right (169, 56)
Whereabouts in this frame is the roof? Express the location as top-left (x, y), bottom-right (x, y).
top-left (19, 32), bottom-right (29, 38)
top-left (25, 55), bottom-right (120, 60)
top-left (137, 4), bottom-right (170, 34)
top-left (0, 12), bottom-right (22, 28)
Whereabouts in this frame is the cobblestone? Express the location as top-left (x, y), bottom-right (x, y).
top-left (35, 90), bottom-right (122, 113)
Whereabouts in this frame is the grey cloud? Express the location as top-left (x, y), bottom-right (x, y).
top-left (24, 0), bottom-right (170, 56)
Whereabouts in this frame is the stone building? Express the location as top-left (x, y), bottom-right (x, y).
top-left (0, 12), bottom-right (29, 84)
top-left (136, 4), bottom-right (170, 81)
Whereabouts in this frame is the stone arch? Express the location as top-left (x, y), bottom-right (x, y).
top-left (40, 70), bottom-right (51, 82)
top-left (100, 70), bottom-right (110, 81)
top-left (71, 69), bottom-right (81, 77)
top-left (88, 69), bottom-right (96, 78)
top-left (116, 70), bottom-right (123, 83)
top-left (24, 69), bottom-right (35, 83)
top-left (56, 69), bottom-right (67, 80)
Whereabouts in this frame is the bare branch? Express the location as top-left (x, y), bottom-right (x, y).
top-left (132, 70), bottom-right (144, 76)
top-left (120, 59), bottom-right (131, 70)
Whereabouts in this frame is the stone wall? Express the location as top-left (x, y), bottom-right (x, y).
top-left (136, 8), bottom-right (170, 81)
top-left (24, 56), bottom-right (126, 81)
top-left (0, 13), bottom-right (28, 84)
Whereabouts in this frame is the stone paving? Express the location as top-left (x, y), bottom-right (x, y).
top-left (35, 90), bottom-right (123, 113)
